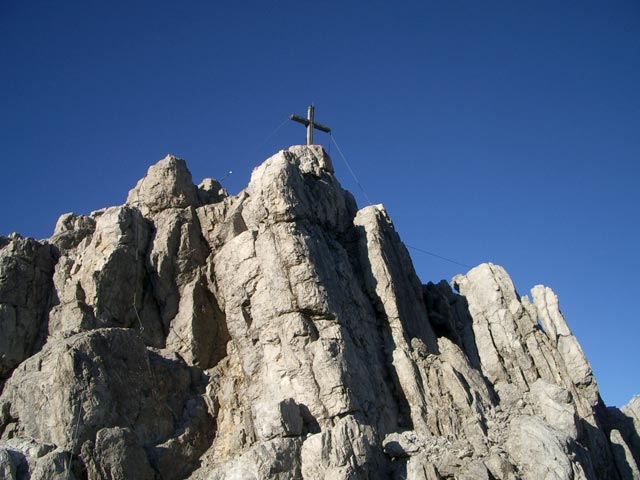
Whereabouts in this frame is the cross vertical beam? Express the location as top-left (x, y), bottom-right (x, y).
top-left (289, 105), bottom-right (331, 145)
top-left (305, 105), bottom-right (314, 145)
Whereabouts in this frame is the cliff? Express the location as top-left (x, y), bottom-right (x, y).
top-left (0, 146), bottom-right (638, 479)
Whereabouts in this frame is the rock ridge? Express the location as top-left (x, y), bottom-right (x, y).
top-left (0, 145), bottom-right (637, 479)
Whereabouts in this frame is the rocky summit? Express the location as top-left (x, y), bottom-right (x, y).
top-left (0, 145), bottom-right (638, 480)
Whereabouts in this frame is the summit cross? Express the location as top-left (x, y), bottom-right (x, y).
top-left (289, 105), bottom-right (331, 146)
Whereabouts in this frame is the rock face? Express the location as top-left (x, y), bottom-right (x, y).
top-left (0, 146), bottom-right (638, 479)
top-left (0, 234), bottom-right (55, 381)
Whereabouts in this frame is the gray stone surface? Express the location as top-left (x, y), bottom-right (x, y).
top-left (0, 328), bottom-right (213, 479)
top-left (506, 415), bottom-right (574, 480)
top-left (0, 146), bottom-right (638, 479)
top-left (47, 205), bottom-right (153, 339)
top-left (527, 379), bottom-right (579, 439)
top-left (126, 154), bottom-right (201, 216)
top-left (610, 428), bottom-right (640, 480)
top-left (30, 449), bottom-right (79, 480)
top-left (0, 235), bottom-right (56, 381)
top-left (0, 448), bottom-right (17, 480)
top-left (83, 426), bottom-right (156, 480)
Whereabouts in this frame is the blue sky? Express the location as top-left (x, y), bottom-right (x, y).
top-left (1, 1), bottom-right (639, 407)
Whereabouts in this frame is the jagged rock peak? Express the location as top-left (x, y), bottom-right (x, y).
top-left (0, 147), bottom-right (639, 479)
top-left (241, 145), bottom-right (355, 232)
top-left (126, 154), bottom-right (227, 217)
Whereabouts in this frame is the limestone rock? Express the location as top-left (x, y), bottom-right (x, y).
top-left (623, 396), bottom-right (640, 424)
top-left (30, 449), bottom-right (80, 480)
top-left (198, 178), bottom-right (227, 205)
top-left (0, 448), bottom-right (17, 480)
top-left (405, 459), bottom-right (442, 480)
top-left (241, 145), bottom-right (356, 232)
top-left (1, 146), bottom-right (638, 479)
top-left (610, 428), bottom-right (640, 480)
top-left (196, 193), bottom-right (249, 250)
top-left (383, 431), bottom-right (426, 458)
top-left (197, 437), bottom-right (304, 480)
top-left (527, 379), bottom-right (579, 439)
top-left (202, 147), bottom-right (404, 478)
top-left (451, 263), bottom-right (620, 478)
top-left (51, 212), bottom-right (96, 251)
top-left (452, 263), bottom-right (540, 389)
top-left (506, 415), bottom-right (574, 480)
top-left (353, 205), bottom-right (438, 354)
top-left (83, 427), bottom-right (155, 480)
top-left (607, 396), bottom-right (640, 479)
top-left (622, 397), bottom-right (640, 462)
top-left (532, 285), bottom-right (594, 389)
top-left (0, 234), bottom-right (56, 381)
top-left (0, 437), bottom-right (55, 479)
top-left (126, 154), bottom-right (201, 216)
top-left (300, 415), bottom-right (384, 479)
top-left (0, 328), bottom-right (213, 478)
top-left (146, 206), bottom-right (228, 368)
top-left (47, 206), bottom-right (156, 341)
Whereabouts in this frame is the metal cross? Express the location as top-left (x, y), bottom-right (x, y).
top-left (289, 105), bottom-right (331, 145)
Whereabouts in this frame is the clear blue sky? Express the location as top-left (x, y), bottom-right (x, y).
top-left (1, 1), bottom-right (639, 407)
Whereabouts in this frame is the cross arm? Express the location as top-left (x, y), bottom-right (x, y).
top-left (313, 122), bottom-right (331, 133)
top-left (289, 114), bottom-right (310, 126)
top-left (289, 114), bottom-right (331, 133)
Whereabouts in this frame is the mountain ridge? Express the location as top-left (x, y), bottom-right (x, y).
top-left (0, 145), bottom-right (638, 479)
